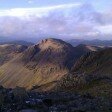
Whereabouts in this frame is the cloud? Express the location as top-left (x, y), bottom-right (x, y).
top-left (0, 3), bottom-right (81, 17)
top-left (26, 0), bottom-right (39, 4)
top-left (0, 3), bottom-right (112, 40)
top-left (27, 0), bottom-right (34, 4)
top-left (96, 25), bottom-right (112, 34)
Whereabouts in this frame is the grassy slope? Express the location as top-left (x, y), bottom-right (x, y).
top-left (0, 56), bottom-right (67, 90)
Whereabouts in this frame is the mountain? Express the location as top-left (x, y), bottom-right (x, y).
top-left (73, 48), bottom-right (112, 74)
top-left (0, 38), bottom-right (95, 90)
top-left (56, 48), bottom-right (112, 97)
top-left (67, 39), bottom-right (112, 47)
top-left (0, 44), bottom-right (28, 66)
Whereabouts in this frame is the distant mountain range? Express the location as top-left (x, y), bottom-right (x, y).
top-left (0, 40), bottom-right (33, 46)
top-left (67, 39), bottom-right (112, 46)
top-left (1, 38), bottom-right (112, 47)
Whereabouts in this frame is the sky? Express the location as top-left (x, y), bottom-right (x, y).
top-left (0, 0), bottom-right (112, 40)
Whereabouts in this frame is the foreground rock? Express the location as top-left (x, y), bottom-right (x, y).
top-left (20, 109), bottom-right (37, 112)
top-left (0, 86), bottom-right (112, 112)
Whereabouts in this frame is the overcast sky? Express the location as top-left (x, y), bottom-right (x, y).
top-left (0, 0), bottom-right (112, 40)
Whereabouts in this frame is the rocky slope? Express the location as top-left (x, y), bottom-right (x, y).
top-left (56, 48), bottom-right (112, 97)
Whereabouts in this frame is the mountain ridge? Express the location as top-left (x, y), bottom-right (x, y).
top-left (56, 47), bottom-right (112, 97)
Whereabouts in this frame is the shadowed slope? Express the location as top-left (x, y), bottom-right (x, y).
top-left (56, 48), bottom-right (112, 97)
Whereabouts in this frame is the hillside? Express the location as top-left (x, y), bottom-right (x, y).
top-left (0, 44), bottom-right (28, 66)
top-left (73, 48), bottom-right (112, 74)
top-left (56, 48), bottom-right (112, 97)
top-left (0, 38), bottom-right (94, 90)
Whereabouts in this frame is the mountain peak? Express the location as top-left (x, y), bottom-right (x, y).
top-left (37, 38), bottom-right (73, 50)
